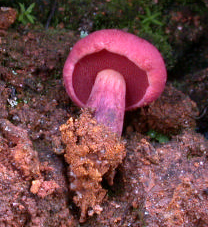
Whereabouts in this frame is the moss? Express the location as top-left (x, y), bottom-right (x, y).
top-left (147, 129), bottom-right (170, 144)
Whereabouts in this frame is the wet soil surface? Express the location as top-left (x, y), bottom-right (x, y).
top-left (176, 68), bottom-right (208, 139)
top-left (0, 30), bottom-right (208, 226)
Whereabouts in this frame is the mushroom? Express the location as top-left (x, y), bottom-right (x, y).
top-left (63, 29), bottom-right (167, 136)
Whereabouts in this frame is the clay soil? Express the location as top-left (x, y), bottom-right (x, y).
top-left (0, 30), bottom-right (208, 227)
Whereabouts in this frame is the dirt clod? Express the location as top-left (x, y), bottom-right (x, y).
top-left (60, 109), bottom-right (126, 222)
top-left (0, 7), bottom-right (17, 30)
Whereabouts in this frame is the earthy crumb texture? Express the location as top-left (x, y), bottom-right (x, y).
top-left (128, 84), bottom-right (198, 136)
top-left (129, 131), bottom-right (208, 227)
top-left (0, 7), bottom-right (17, 30)
top-left (60, 110), bottom-right (126, 222)
top-left (0, 29), bottom-right (207, 226)
top-left (80, 130), bottom-right (208, 227)
top-left (0, 119), bottom-right (76, 227)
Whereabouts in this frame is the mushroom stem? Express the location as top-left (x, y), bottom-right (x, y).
top-left (86, 69), bottom-right (126, 136)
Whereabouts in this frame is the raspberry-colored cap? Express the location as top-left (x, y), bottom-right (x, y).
top-left (63, 29), bottom-right (167, 110)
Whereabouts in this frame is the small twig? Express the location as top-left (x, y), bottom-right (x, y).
top-left (45, 0), bottom-right (57, 29)
top-left (193, 104), bottom-right (208, 120)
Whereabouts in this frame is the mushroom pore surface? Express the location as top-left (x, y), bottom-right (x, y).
top-left (73, 49), bottom-right (148, 109)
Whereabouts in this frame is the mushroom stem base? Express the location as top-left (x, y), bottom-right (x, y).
top-left (86, 69), bottom-right (126, 136)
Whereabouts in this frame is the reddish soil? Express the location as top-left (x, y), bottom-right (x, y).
top-left (0, 29), bottom-right (207, 227)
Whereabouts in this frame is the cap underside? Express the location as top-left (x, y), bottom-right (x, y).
top-left (72, 49), bottom-right (149, 109)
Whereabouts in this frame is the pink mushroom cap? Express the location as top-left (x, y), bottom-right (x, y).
top-left (63, 29), bottom-right (167, 111)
